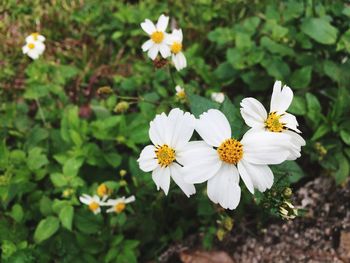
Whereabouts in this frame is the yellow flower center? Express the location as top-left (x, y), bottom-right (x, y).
top-left (28, 43), bottom-right (35, 49)
top-left (31, 32), bottom-right (39, 40)
top-left (88, 202), bottom-right (99, 212)
top-left (171, 42), bottom-right (182, 54)
top-left (217, 139), bottom-right (243, 165)
top-left (176, 90), bottom-right (186, 99)
top-left (97, 184), bottom-right (108, 197)
top-left (115, 202), bottom-right (126, 213)
top-left (265, 112), bottom-right (285, 132)
top-left (155, 144), bottom-right (176, 167)
top-left (151, 31), bottom-right (164, 43)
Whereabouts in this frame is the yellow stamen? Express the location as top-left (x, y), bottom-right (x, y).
top-left (151, 31), bottom-right (164, 43)
top-left (265, 112), bottom-right (285, 132)
top-left (88, 202), bottom-right (99, 212)
top-left (115, 202), bottom-right (126, 213)
top-left (171, 42), bottom-right (182, 54)
top-left (97, 184), bottom-right (109, 197)
top-left (31, 32), bottom-right (39, 40)
top-left (155, 144), bottom-right (176, 167)
top-left (176, 90), bottom-right (186, 99)
top-left (28, 43), bottom-right (35, 49)
top-left (217, 139), bottom-right (243, 165)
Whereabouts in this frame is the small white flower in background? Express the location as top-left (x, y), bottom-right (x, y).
top-left (105, 195), bottom-right (136, 214)
top-left (25, 32), bottom-right (45, 43)
top-left (137, 108), bottom-right (196, 197)
top-left (167, 29), bottom-right (187, 71)
top-left (182, 109), bottom-right (293, 210)
top-left (22, 33), bottom-right (45, 60)
top-left (79, 194), bottom-right (103, 215)
top-left (141, 14), bottom-right (171, 60)
top-left (175, 85), bottom-right (186, 100)
top-left (211, 92), bottom-right (225, 104)
top-left (240, 80), bottom-right (306, 160)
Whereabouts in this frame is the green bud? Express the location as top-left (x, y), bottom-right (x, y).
top-left (114, 101), bottom-right (129, 113)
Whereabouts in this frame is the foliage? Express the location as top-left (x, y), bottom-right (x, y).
top-left (0, 0), bottom-right (349, 261)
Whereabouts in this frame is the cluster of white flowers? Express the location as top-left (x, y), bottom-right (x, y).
top-left (141, 14), bottom-right (187, 71)
top-left (138, 81), bottom-right (305, 210)
top-left (79, 184), bottom-right (135, 215)
top-left (22, 33), bottom-right (46, 60)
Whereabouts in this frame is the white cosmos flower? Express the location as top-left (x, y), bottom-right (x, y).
top-left (211, 92), bottom-right (225, 104)
top-left (105, 195), bottom-right (135, 214)
top-left (167, 29), bottom-right (187, 71)
top-left (79, 194), bottom-right (103, 215)
top-left (25, 32), bottom-right (45, 43)
top-left (137, 108), bottom-right (196, 197)
top-left (141, 14), bottom-right (171, 60)
top-left (240, 80), bottom-right (306, 160)
top-left (182, 109), bottom-right (293, 210)
top-left (22, 39), bottom-right (45, 60)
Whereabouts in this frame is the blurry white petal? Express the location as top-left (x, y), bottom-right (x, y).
top-left (156, 14), bottom-right (169, 32)
top-left (170, 163), bottom-right (196, 197)
top-left (137, 145), bottom-right (158, 172)
top-left (142, 39), bottom-right (154, 51)
top-left (152, 167), bottom-right (171, 195)
top-left (147, 45), bottom-right (159, 60)
top-left (159, 43), bottom-right (171, 58)
top-left (196, 109), bottom-right (231, 147)
top-left (207, 164), bottom-right (241, 210)
top-left (280, 113), bottom-right (300, 133)
top-left (240, 98), bottom-right (267, 128)
top-left (211, 92), bottom-right (225, 103)
top-left (125, 195), bottom-right (136, 203)
top-left (270, 81), bottom-right (293, 114)
top-left (141, 19), bottom-right (156, 35)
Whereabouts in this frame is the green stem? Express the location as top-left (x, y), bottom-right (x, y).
top-left (35, 98), bottom-right (47, 127)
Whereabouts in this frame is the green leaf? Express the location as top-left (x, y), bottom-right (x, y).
top-left (59, 205), bottom-right (74, 231)
top-left (27, 147), bottom-right (48, 171)
top-left (301, 18), bottom-right (338, 45)
top-left (311, 124), bottom-right (331, 141)
top-left (274, 161), bottom-right (305, 183)
top-left (50, 173), bottom-right (68, 187)
top-left (260, 36), bottom-right (295, 56)
top-left (34, 216), bottom-right (60, 243)
top-left (104, 152), bottom-right (122, 167)
top-left (305, 92), bottom-right (322, 127)
top-left (8, 204), bottom-right (24, 223)
top-left (188, 94), bottom-right (219, 118)
top-left (63, 157), bottom-right (84, 176)
top-left (290, 66), bottom-right (312, 89)
top-left (334, 153), bottom-right (350, 184)
top-left (289, 95), bottom-right (307, 115)
top-left (340, 130), bottom-right (350, 145)
top-left (220, 97), bottom-right (244, 138)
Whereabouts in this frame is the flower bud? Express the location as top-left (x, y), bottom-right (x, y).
top-left (114, 101), bottom-right (129, 113)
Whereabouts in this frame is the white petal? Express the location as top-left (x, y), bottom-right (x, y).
top-left (93, 207), bottom-right (101, 214)
top-left (284, 130), bottom-right (305, 160)
top-left (22, 45), bottom-right (29, 54)
top-left (142, 39), bottom-right (154, 52)
top-left (149, 112), bottom-right (168, 145)
top-left (242, 131), bottom-right (291, 165)
top-left (125, 195), bottom-right (136, 203)
top-left (37, 35), bottom-right (45, 42)
top-left (172, 54), bottom-right (181, 71)
top-left (159, 43), bottom-right (171, 58)
top-left (174, 29), bottom-right (183, 42)
top-left (270, 81), bottom-right (293, 114)
top-left (147, 45), bottom-right (159, 60)
top-left (239, 160), bottom-right (273, 192)
top-left (36, 42), bottom-right (45, 53)
top-left (28, 50), bottom-right (39, 60)
top-left (240, 98), bottom-right (267, 128)
top-left (141, 19), bottom-right (156, 35)
top-left (196, 109), bottom-right (231, 147)
top-left (167, 108), bottom-right (195, 150)
top-left (137, 145), bottom-right (158, 172)
top-left (152, 167), bottom-right (171, 195)
top-left (181, 142), bottom-right (222, 184)
top-left (207, 164), bottom-right (241, 210)
top-left (237, 161), bottom-right (255, 194)
top-left (170, 163), bottom-right (196, 197)
top-left (175, 52), bottom-right (186, 71)
top-left (79, 195), bottom-right (91, 205)
top-left (280, 113), bottom-right (300, 133)
top-left (156, 14), bottom-right (169, 32)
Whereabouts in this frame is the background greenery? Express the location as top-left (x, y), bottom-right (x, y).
top-left (1, 0), bottom-right (350, 262)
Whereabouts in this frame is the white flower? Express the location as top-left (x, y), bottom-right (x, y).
top-left (175, 85), bottom-right (186, 99)
top-left (22, 39), bottom-right (45, 60)
top-left (167, 29), bottom-right (187, 71)
top-left (105, 195), bottom-right (136, 214)
top-left (25, 32), bottom-right (45, 43)
top-left (211, 92), bottom-right (225, 104)
top-left (141, 14), bottom-right (171, 60)
top-left (137, 108), bottom-right (196, 197)
top-left (182, 109), bottom-right (293, 210)
top-left (79, 194), bottom-right (103, 214)
top-left (240, 80), bottom-right (306, 160)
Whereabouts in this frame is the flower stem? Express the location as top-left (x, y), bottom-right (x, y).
top-left (35, 98), bottom-right (47, 127)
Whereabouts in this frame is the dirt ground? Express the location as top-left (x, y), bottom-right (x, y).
top-left (160, 176), bottom-right (350, 263)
